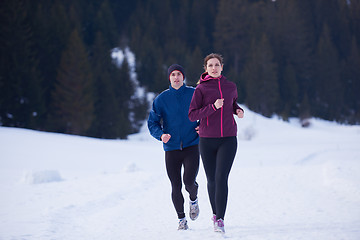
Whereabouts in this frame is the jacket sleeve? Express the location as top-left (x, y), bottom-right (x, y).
top-left (147, 100), bottom-right (164, 141)
top-left (233, 96), bottom-right (242, 114)
top-left (188, 87), bottom-right (217, 121)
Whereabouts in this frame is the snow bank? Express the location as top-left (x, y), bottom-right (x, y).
top-left (21, 170), bottom-right (63, 184)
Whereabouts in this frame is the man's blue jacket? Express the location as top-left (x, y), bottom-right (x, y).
top-left (148, 84), bottom-right (199, 151)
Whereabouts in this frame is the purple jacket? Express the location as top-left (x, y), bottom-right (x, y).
top-left (189, 73), bottom-right (243, 138)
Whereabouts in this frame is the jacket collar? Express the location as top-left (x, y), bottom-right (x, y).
top-left (169, 83), bottom-right (186, 93)
top-left (200, 72), bottom-right (222, 83)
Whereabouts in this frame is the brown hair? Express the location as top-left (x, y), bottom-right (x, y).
top-left (196, 53), bottom-right (224, 84)
top-left (203, 53), bottom-right (224, 71)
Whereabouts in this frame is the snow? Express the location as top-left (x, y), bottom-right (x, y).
top-left (21, 170), bottom-right (63, 184)
top-left (111, 47), bottom-right (137, 84)
top-left (1, 105), bottom-right (360, 239)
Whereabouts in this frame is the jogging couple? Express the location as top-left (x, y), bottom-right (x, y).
top-left (148, 53), bottom-right (244, 233)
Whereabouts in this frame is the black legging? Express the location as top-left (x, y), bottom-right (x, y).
top-left (199, 136), bottom-right (237, 220)
top-left (165, 145), bottom-right (199, 219)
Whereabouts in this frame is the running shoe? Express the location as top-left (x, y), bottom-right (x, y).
top-left (214, 218), bottom-right (225, 233)
top-left (189, 198), bottom-right (199, 220)
top-left (178, 217), bottom-right (188, 230)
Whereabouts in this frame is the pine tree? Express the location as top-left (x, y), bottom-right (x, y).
top-left (214, 0), bottom-right (253, 74)
top-left (89, 32), bottom-right (119, 138)
top-left (299, 93), bottom-right (311, 127)
top-left (50, 29), bottom-right (94, 135)
top-left (343, 36), bottom-right (360, 123)
top-left (128, 3), bottom-right (166, 92)
top-left (337, 0), bottom-right (352, 58)
top-left (316, 0), bottom-right (352, 59)
top-left (33, 0), bottom-right (72, 128)
top-left (91, 43), bottom-right (137, 139)
top-left (185, 46), bottom-right (203, 87)
top-left (110, 0), bottom-right (137, 29)
top-left (0, 0), bottom-right (44, 129)
top-left (349, 0), bottom-right (360, 46)
top-left (314, 24), bottom-right (343, 121)
top-left (93, 0), bottom-right (119, 47)
top-left (267, 0), bottom-right (313, 119)
top-left (242, 34), bottom-right (279, 117)
top-left (281, 63), bottom-right (298, 120)
top-left (188, 0), bottom-right (217, 53)
top-left (115, 57), bottom-right (133, 138)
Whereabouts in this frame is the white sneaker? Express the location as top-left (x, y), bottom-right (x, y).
top-left (211, 214), bottom-right (216, 227)
top-left (189, 198), bottom-right (199, 220)
top-left (214, 218), bottom-right (225, 233)
top-left (178, 217), bottom-right (188, 230)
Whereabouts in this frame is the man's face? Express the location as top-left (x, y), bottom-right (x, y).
top-left (169, 70), bottom-right (184, 90)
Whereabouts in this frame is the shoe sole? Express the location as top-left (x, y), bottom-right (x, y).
top-left (189, 207), bottom-right (199, 221)
top-left (190, 211), bottom-right (199, 221)
top-left (214, 228), bottom-right (225, 233)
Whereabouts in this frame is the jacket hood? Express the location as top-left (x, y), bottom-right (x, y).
top-left (199, 72), bottom-right (222, 83)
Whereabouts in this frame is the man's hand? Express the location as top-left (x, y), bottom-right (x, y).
top-left (161, 133), bottom-right (171, 143)
top-left (195, 126), bottom-right (199, 134)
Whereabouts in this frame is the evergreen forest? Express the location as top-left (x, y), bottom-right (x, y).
top-left (1, 0), bottom-right (360, 139)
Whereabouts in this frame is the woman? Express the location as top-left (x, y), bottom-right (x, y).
top-left (189, 53), bottom-right (244, 233)
top-left (148, 64), bottom-right (200, 230)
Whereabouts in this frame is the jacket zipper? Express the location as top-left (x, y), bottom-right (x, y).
top-left (218, 79), bottom-right (224, 137)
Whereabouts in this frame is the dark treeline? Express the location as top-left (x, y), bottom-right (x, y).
top-left (1, 0), bottom-right (360, 139)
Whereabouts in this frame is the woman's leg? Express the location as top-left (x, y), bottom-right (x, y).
top-left (215, 137), bottom-right (237, 220)
top-left (199, 138), bottom-right (218, 215)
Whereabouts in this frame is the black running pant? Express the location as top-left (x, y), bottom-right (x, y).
top-left (165, 145), bottom-right (199, 219)
top-left (199, 137), bottom-right (237, 220)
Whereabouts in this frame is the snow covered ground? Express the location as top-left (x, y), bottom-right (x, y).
top-left (1, 106), bottom-right (360, 240)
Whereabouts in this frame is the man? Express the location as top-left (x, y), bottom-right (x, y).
top-left (148, 64), bottom-right (200, 230)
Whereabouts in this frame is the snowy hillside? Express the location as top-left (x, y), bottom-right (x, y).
top-left (1, 106), bottom-right (360, 240)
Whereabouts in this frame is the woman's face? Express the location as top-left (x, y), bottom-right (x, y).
top-left (205, 58), bottom-right (223, 78)
top-left (169, 70), bottom-right (184, 90)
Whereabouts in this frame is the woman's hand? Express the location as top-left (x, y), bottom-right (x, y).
top-left (161, 133), bottom-right (171, 143)
top-left (214, 98), bottom-right (224, 109)
top-left (236, 109), bottom-right (244, 118)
